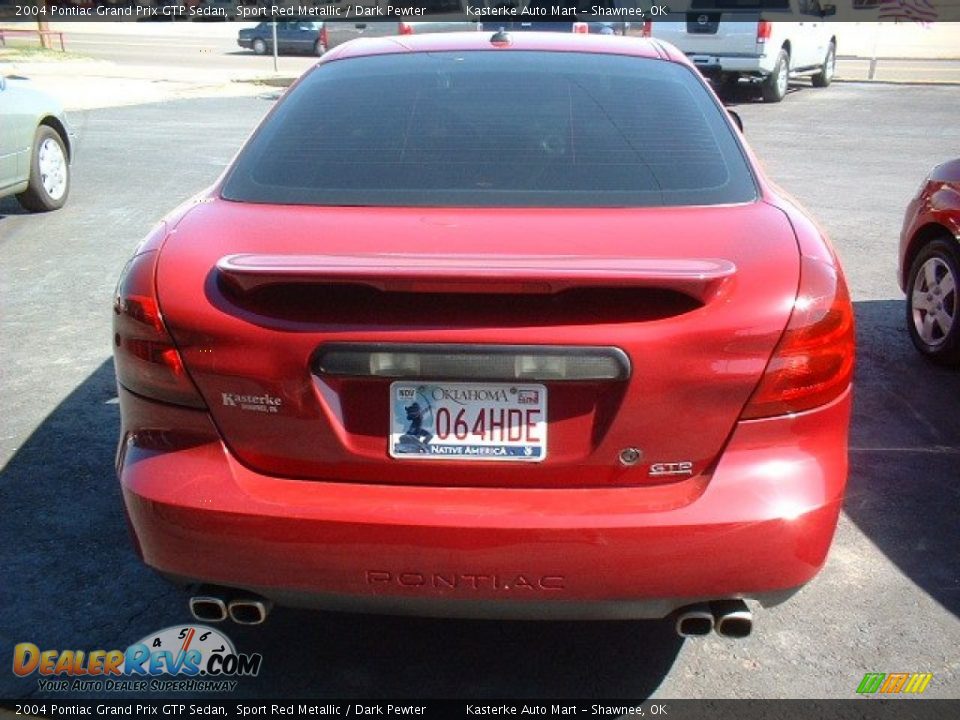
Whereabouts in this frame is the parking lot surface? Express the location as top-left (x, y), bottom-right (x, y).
top-left (1, 82), bottom-right (958, 699)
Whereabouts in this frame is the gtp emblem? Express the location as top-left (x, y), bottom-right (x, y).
top-left (649, 461), bottom-right (694, 477)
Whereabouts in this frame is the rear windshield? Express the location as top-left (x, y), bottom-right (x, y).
top-left (222, 51), bottom-right (757, 208)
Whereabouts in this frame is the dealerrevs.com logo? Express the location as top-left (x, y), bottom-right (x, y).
top-left (12, 625), bottom-right (262, 693)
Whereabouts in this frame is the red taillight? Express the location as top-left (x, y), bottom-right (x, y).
top-left (641, 21), bottom-right (653, 38)
top-left (572, 22), bottom-right (589, 34)
top-left (398, 22), bottom-right (413, 35)
top-left (741, 257), bottom-right (855, 420)
top-left (113, 251), bottom-right (206, 409)
top-left (757, 21), bottom-right (772, 42)
top-left (320, 24), bottom-right (328, 51)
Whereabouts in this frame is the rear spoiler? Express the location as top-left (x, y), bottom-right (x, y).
top-left (216, 254), bottom-right (736, 302)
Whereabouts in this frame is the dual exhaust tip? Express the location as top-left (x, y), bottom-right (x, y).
top-left (189, 593), bottom-right (272, 625)
top-left (675, 599), bottom-right (752, 639)
top-left (189, 592), bottom-right (748, 634)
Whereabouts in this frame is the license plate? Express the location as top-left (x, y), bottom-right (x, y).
top-left (389, 382), bottom-right (547, 462)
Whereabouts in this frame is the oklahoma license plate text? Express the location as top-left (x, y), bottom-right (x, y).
top-left (389, 382), bottom-right (547, 462)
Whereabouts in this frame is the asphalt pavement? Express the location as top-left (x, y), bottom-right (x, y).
top-left (67, 29), bottom-right (960, 83)
top-left (5, 23), bottom-right (960, 84)
top-left (4, 24), bottom-right (960, 117)
top-left (51, 30), bottom-right (960, 83)
top-left (0, 82), bottom-right (958, 700)
top-left (61, 28), bottom-right (318, 74)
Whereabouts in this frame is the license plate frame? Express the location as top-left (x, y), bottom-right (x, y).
top-left (389, 382), bottom-right (547, 462)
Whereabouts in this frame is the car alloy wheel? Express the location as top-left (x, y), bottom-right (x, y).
top-left (911, 256), bottom-right (956, 348)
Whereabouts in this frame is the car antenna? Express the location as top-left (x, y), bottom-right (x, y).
top-left (490, 29), bottom-right (511, 46)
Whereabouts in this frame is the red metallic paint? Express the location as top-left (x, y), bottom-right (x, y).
top-left (115, 34), bottom-right (854, 618)
top-left (119, 385), bottom-right (849, 613)
top-left (155, 202), bottom-right (801, 488)
top-left (215, 254), bottom-right (738, 300)
top-left (321, 32), bottom-right (668, 64)
top-left (899, 158), bottom-right (960, 290)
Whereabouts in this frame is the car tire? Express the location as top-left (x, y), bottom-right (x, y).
top-left (761, 49), bottom-right (790, 103)
top-left (812, 41), bottom-right (836, 88)
top-left (252, 38), bottom-right (267, 55)
top-left (15, 125), bottom-right (70, 213)
top-left (313, 39), bottom-right (326, 56)
top-left (906, 237), bottom-right (960, 365)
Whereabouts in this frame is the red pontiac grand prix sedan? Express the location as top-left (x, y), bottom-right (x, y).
top-left (113, 32), bottom-right (855, 638)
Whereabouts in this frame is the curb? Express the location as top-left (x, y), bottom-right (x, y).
top-left (837, 55), bottom-right (960, 62)
top-left (232, 75), bottom-right (960, 89)
top-left (834, 77), bottom-right (960, 87)
top-left (236, 76), bottom-right (297, 87)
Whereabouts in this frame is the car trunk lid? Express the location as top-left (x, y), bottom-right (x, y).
top-left (156, 199), bottom-right (799, 488)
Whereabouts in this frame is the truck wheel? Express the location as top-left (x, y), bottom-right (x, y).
top-left (761, 49), bottom-right (790, 103)
top-left (812, 41), bottom-right (836, 88)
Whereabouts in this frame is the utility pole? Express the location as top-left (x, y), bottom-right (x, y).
top-left (272, 20), bottom-right (278, 73)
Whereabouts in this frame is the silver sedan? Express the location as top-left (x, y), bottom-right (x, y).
top-left (0, 76), bottom-right (73, 212)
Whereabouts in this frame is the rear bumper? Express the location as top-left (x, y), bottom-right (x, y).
top-left (118, 386), bottom-right (850, 620)
top-left (687, 53), bottom-right (774, 78)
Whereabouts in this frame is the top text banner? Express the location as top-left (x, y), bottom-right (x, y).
top-left (3, 0), bottom-right (960, 23)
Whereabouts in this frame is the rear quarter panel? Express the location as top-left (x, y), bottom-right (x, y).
top-left (898, 161), bottom-right (960, 289)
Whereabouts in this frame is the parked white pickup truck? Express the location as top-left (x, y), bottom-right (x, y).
top-left (651, 1), bottom-right (838, 102)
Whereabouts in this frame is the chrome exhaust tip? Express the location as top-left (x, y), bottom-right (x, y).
top-left (227, 598), bottom-right (272, 625)
top-left (674, 603), bottom-right (715, 637)
top-left (189, 596), bottom-right (227, 623)
top-left (711, 599), bottom-right (753, 639)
